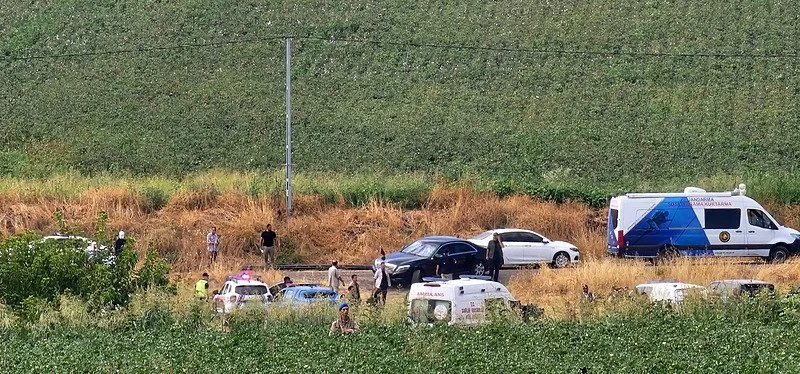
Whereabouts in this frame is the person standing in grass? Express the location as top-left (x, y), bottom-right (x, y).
top-left (347, 274), bottom-right (361, 304)
top-left (373, 261), bottom-right (391, 306)
top-left (486, 232), bottom-right (504, 282)
top-left (328, 261), bottom-right (344, 291)
top-left (259, 224), bottom-right (278, 269)
top-left (207, 226), bottom-right (220, 264)
top-left (113, 230), bottom-right (126, 256)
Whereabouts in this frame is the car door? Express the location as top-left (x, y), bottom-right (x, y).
top-left (745, 208), bottom-right (779, 257)
top-left (439, 243), bottom-right (476, 275)
top-left (498, 232), bottom-right (524, 264)
top-left (515, 232), bottom-right (547, 263)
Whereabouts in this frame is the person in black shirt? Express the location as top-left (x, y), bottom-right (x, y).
top-left (486, 233), bottom-right (504, 282)
top-left (435, 247), bottom-right (453, 279)
top-left (260, 224), bottom-right (278, 269)
top-left (113, 231), bottom-right (126, 256)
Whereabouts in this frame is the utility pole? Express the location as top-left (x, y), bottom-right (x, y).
top-left (285, 37), bottom-right (293, 216)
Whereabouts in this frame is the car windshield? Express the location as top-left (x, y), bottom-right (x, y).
top-left (235, 285), bottom-right (269, 296)
top-left (472, 231), bottom-right (494, 241)
top-left (302, 290), bottom-right (336, 299)
top-left (409, 299), bottom-right (452, 323)
top-left (401, 241), bottom-right (439, 257)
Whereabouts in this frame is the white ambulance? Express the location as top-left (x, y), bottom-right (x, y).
top-left (607, 184), bottom-right (800, 263)
top-left (406, 276), bottom-right (539, 325)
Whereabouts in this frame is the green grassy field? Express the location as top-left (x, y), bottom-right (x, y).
top-left (2, 310), bottom-right (799, 373)
top-left (2, 2), bottom-right (800, 203)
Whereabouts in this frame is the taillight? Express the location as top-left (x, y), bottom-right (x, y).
top-left (617, 230), bottom-right (625, 248)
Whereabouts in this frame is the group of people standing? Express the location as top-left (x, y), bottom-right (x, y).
top-left (327, 260), bottom-right (391, 306)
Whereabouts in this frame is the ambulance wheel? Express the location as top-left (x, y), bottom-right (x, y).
top-left (769, 246), bottom-right (789, 264)
top-left (411, 269), bottom-right (422, 284)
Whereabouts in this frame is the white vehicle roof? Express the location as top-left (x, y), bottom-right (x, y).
top-left (710, 279), bottom-right (772, 285)
top-left (635, 282), bottom-right (705, 293)
top-left (408, 277), bottom-right (515, 300)
top-left (472, 228), bottom-right (549, 240)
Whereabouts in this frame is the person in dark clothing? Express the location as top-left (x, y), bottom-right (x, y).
top-left (260, 224), bottom-right (278, 268)
top-left (113, 231), bottom-right (126, 256)
top-left (486, 232), bottom-right (504, 282)
top-left (435, 247), bottom-right (453, 279)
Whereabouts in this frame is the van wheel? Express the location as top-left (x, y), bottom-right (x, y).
top-left (411, 269), bottom-right (422, 284)
top-left (769, 246), bottom-right (789, 264)
top-left (552, 252), bottom-right (570, 268)
top-left (655, 247), bottom-right (678, 265)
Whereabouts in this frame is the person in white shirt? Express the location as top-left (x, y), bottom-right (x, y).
top-left (373, 261), bottom-right (392, 306)
top-left (328, 261), bottom-right (344, 290)
top-left (207, 226), bottom-right (220, 263)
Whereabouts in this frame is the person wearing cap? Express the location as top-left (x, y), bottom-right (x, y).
top-left (329, 302), bottom-right (359, 336)
top-left (195, 273), bottom-right (210, 301)
top-left (113, 231), bottom-right (126, 256)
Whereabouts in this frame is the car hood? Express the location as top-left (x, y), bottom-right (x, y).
top-left (549, 241), bottom-right (577, 249)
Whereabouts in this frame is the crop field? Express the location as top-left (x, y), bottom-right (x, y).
top-left (2, 2), bottom-right (800, 203)
top-left (2, 299), bottom-right (800, 373)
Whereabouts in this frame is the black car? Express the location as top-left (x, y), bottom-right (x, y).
top-left (373, 236), bottom-right (488, 287)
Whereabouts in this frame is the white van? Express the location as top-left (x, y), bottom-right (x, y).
top-left (407, 276), bottom-right (537, 325)
top-left (607, 184), bottom-right (800, 263)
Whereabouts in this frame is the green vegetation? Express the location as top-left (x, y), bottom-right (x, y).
top-left (1, 298), bottom-right (800, 373)
top-left (2, 2), bottom-right (800, 204)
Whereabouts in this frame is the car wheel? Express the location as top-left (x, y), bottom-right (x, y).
top-left (769, 246), bottom-right (789, 264)
top-left (473, 261), bottom-right (487, 276)
top-left (551, 252), bottom-right (570, 268)
top-left (411, 269), bottom-right (422, 284)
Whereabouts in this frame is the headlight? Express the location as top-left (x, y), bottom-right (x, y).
top-left (393, 265), bottom-right (410, 274)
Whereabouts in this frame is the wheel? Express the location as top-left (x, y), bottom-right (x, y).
top-left (769, 246), bottom-right (789, 264)
top-left (473, 262), bottom-right (487, 276)
top-left (552, 252), bottom-right (570, 268)
top-left (411, 269), bottom-right (422, 284)
top-left (654, 247), bottom-right (678, 265)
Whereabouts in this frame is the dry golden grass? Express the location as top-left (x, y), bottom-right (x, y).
top-left (3, 183), bottom-right (800, 317)
top-left (507, 257), bottom-right (800, 318)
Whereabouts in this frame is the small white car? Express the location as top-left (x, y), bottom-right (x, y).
top-left (212, 277), bottom-right (272, 314)
top-left (635, 282), bottom-right (708, 303)
top-left (407, 276), bottom-right (540, 325)
top-left (469, 229), bottom-right (580, 268)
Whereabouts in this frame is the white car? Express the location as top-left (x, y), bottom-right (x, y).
top-left (212, 277), bottom-right (272, 314)
top-left (469, 229), bottom-right (580, 268)
top-left (635, 282), bottom-right (708, 303)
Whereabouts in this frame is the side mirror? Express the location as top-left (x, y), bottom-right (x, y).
top-left (542, 240), bottom-right (550, 244)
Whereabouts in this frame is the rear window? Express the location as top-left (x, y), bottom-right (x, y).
top-left (704, 209), bottom-right (741, 229)
top-left (410, 299), bottom-right (451, 323)
top-left (609, 209), bottom-right (619, 230)
top-left (235, 285), bottom-right (269, 296)
top-left (301, 290), bottom-right (336, 299)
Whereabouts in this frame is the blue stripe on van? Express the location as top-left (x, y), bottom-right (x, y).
top-left (625, 197), bottom-right (710, 249)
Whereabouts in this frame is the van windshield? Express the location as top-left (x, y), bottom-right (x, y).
top-left (409, 299), bottom-right (451, 323)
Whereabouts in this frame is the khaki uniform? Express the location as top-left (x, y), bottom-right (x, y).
top-left (329, 317), bottom-right (359, 335)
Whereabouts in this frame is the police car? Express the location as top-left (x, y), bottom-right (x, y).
top-left (212, 275), bottom-right (272, 314)
top-left (608, 184), bottom-right (800, 263)
top-left (407, 276), bottom-right (540, 325)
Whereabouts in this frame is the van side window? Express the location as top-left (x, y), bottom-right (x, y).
top-left (704, 209), bottom-right (741, 229)
top-left (747, 209), bottom-right (777, 230)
